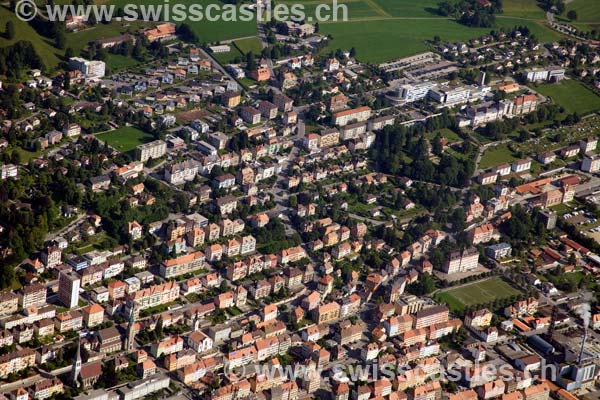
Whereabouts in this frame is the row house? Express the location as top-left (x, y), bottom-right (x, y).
top-left (159, 251), bottom-right (206, 279)
top-left (0, 349), bottom-right (36, 378)
top-left (313, 301), bottom-right (341, 324)
top-left (19, 283), bottom-right (46, 309)
top-left (220, 218), bottom-right (245, 237)
top-left (28, 377), bottom-right (63, 400)
top-left (279, 246), bottom-right (307, 264)
top-left (165, 159), bottom-right (200, 185)
top-left (176, 357), bottom-right (219, 385)
top-left (249, 279), bottom-right (271, 300)
top-left (128, 281), bottom-right (180, 312)
top-left (215, 196), bottom-right (238, 215)
top-left (181, 277), bottom-right (202, 296)
top-left (55, 310), bottom-right (83, 332)
top-left (151, 335), bottom-right (184, 358)
top-left (0, 293), bottom-right (18, 316)
top-left (163, 349), bottom-right (195, 372)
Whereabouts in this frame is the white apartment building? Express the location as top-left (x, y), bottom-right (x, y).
top-left (136, 140), bottom-right (167, 162)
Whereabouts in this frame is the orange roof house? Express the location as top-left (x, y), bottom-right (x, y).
top-left (144, 23), bottom-right (176, 42)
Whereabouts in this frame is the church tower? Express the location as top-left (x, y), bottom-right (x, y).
top-left (70, 338), bottom-right (82, 388)
top-left (126, 302), bottom-right (137, 351)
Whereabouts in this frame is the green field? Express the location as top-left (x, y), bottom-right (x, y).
top-left (279, 0), bottom-right (386, 20)
top-left (0, 6), bottom-right (63, 70)
top-left (233, 37), bottom-right (264, 55)
top-left (426, 128), bottom-right (463, 143)
top-left (66, 20), bottom-right (149, 56)
top-left (371, 0), bottom-right (442, 18)
top-left (96, 127), bottom-right (155, 153)
top-left (566, 0), bottom-right (600, 30)
top-left (494, 17), bottom-right (560, 43)
top-left (320, 18), bottom-right (490, 64)
top-left (534, 79), bottom-right (600, 115)
top-left (479, 144), bottom-right (519, 169)
top-left (108, 0), bottom-right (257, 42)
top-left (502, 0), bottom-right (546, 20)
top-left (315, 0), bottom-right (560, 63)
top-left (105, 53), bottom-right (141, 71)
top-left (211, 46), bottom-right (244, 65)
top-left (436, 278), bottom-right (522, 311)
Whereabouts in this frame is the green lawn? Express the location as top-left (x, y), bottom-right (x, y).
top-left (494, 17), bottom-right (560, 43)
top-left (502, 0), bottom-right (546, 20)
top-left (211, 46), bottom-right (245, 65)
top-left (427, 128), bottom-right (463, 143)
top-left (96, 127), bottom-right (155, 153)
top-left (479, 144), bottom-right (519, 169)
top-left (0, 6), bottom-right (63, 70)
top-left (436, 278), bottom-right (522, 311)
top-left (66, 20), bottom-right (149, 56)
top-left (371, 0), bottom-right (443, 18)
top-left (233, 37), bottom-right (264, 55)
top-left (320, 18), bottom-right (489, 63)
top-left (105, 54), bottom-right (142, 71)
top-left (211, 37), bottom-right (262, 65)
top-left (279, 0), bottom-right (385, 20)
top-left (566, 0), bottom-right (600, 30)
top-left (534, 79), bottom-right (600, 115)
top-left (108, 0), bottom-right (257, 42)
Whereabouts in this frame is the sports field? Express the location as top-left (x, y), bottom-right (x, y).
top-left (534, 80), bottom-right (600, 115)
top-left (96, 127), bottom-right (155, 153)
top-left (435, 278), bottom-right (522, 311)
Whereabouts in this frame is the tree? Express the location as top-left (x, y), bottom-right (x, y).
top-left (246, 51), bottom-right (256, 70)
top-left (567, 10), bottom-right (577, 20)
top-left (55, 29), bottom-right (66, 49)
top-left (5, 21), bottom-right (14, 40)
top-left (10, 150), bottom-right (21, 165)
top-left (349, 47), bottom-right (356, 58)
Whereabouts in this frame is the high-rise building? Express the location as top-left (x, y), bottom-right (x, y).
top-left (135, 140), bottom-right (167, 162)
top-left (58, 270), bottom-right (81, 309)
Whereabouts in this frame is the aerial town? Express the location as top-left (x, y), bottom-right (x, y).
top-left (2, 0), bottom-right (600, 400)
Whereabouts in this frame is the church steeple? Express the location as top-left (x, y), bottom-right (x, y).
top-left (126, 302), bottom-right (137, 351)
top-left (70, 337), bottom-right (82, 388)
top-left (193, 311), bottom-right (200, 331)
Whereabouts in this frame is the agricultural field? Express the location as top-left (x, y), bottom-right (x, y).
top-left (278, 0), bottom-right (385, 21)
top-left (565, 0), bottom-right (600, 31)
top-left (371, 0), bottom-right (442, 18)
top-left (315, 0), bottom-right (560, 63)
top-left (534, 80), bottom-right (600, 115)
top-left (435, 278), bottom-right (522, 311)
top-left (96, 127), bottom-right (155, 154)
top-left (320, 19), bottom-right (490, 64)
top-left (501, 0), bottom-right (546, 20)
